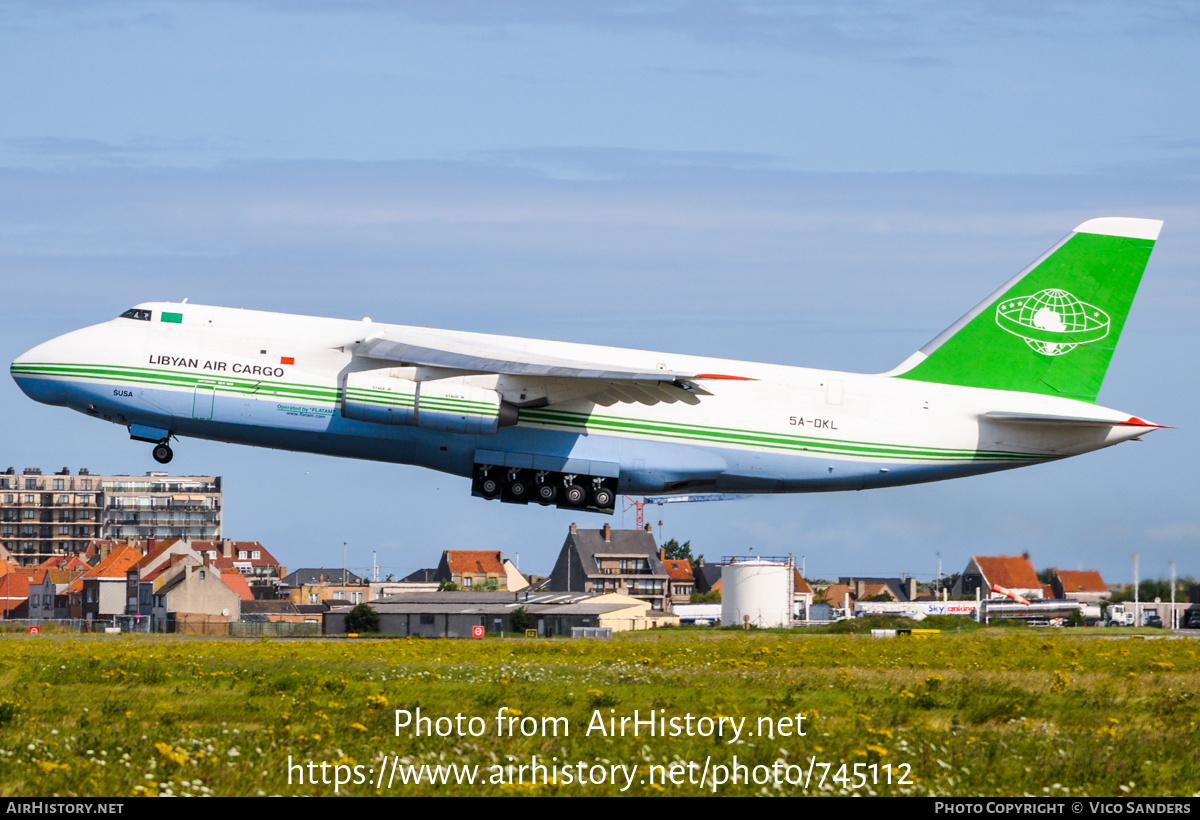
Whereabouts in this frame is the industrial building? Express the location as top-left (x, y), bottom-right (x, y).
top-left (326, 590), bottom-right (677, 637)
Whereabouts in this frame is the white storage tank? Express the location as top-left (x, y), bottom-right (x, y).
top-left (721, 559), bottom-right (793, 628)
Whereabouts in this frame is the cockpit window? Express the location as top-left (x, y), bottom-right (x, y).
top-left (119, 309), bottom-right (152, 321)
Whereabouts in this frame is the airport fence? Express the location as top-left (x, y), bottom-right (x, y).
top-left (230, 621), bottom-right (322, 638)
top-left (0, 619), bottom-right (100, 634)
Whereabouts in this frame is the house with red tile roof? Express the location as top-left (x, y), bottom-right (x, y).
top-left (189, 540), bottom-right (284, 598)
top-left (1050, 569), bottom-right (1110, 603)
top-left (220, 571), bottom-right (254, 602)
top-left (82, 539), bottom-right (165, 566)
top-left (0, 564), bottom-right (37, 618)
top-left (953, 554), bottom-right (1043, 600)
top-left (663, 557), bottom-right (695, 608)
top-left (817, 583), bottom-right (855, 613)
top-left (38, 555), bottom-right (90, 572)
top-left (134, 539), bottom-right (197, 576)
top-left (437, 550), bottom-right (508, 591)
top-left (29, 567), bottom-right (86, 619)
top-left (72, 543), bottom-right (144, 621)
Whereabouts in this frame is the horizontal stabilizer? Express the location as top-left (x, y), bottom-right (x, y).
top-left (982, 411), bottom-right (1165, 428)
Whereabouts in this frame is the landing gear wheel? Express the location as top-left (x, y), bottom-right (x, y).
top-left (509, 479), bottom-right (528, 500)
top-left (564, 484), bottom-right (586, 506)
top-left (537, 483), bottom-right (558, 505)
top-left (480, 476), bottom-right (500, 497)
top-left (152, 443), bottom-right (173, 464)
top-left (592, 487), bottom-right (614, 509)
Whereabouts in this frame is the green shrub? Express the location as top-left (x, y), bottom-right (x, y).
top-left (510, 606), bottom-right (533, 633)
top-left (344, 602), bottom-right (380, 633)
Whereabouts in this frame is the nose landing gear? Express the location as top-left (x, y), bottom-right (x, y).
top-left (129, 425), bottom-right (175, 464)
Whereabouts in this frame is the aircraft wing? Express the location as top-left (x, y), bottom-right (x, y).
top-left (350, 332), bottom-right (727, 406)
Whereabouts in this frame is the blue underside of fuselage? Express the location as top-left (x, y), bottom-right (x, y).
top-left (15, 375), bottom-right (1032, 496)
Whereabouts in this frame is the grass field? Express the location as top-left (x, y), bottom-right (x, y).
top-left (1, 621), bottom-right (1198, 797)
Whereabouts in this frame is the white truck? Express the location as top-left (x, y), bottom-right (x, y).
top-left (1105, 603), bottom-right (1136, 627)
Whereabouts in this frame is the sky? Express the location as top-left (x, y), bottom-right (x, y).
top-left (1, 0), bottom-right (1198, 585)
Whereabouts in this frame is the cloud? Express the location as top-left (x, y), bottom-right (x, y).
top-left (6, 137), bottom-right (128, 158)
top-left (236, 0), bottom-right (1200, 51)
top-left (0, 136), bottom-right (270, 170)
top-left (1146, 524), bottom-right (1200, 543)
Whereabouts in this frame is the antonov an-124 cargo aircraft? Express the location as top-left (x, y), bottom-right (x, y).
top-left (12, 217), bottom-right (1164, 515)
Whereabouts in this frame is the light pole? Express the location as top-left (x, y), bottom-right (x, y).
top-left (1170, 560), bottom-right (1176, 630)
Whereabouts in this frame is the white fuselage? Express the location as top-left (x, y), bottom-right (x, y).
top-left (11, 302), bottom-right (1150, 502)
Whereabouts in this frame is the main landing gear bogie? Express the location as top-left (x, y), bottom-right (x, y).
top-left (536, 479), bottom-right (558, 505)
top-left (503, 468), bottom-right (530, 503)
top-left (472, 465), bottom-right (616, 514)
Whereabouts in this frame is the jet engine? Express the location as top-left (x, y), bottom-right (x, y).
top-left (343, 370), bottom-right (517, 434)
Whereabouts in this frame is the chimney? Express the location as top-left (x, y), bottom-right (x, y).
top-left (223, 539), bottom-right (234, 558)
top-left (643, 523), bottom-right (652, 533)
top-left (603, 523), bottom-right (611, 542)
top-left (908, 577), bottom-right (918, 601)
top-left (855, 579), bottom-right (865, 597)
top-left (570, 523), bottom-right (577, 535)
top-left (658, 547), bottom-right (665, 561)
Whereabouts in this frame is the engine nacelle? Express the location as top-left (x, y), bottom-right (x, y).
top-left (343, 370), bottom-right (515, 434)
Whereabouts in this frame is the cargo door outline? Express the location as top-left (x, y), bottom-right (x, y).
top-left (192, 381), bottom-right (216, 420)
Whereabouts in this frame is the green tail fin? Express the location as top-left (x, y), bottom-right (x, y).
top-left (893, 217), bottom-right (1161, 402)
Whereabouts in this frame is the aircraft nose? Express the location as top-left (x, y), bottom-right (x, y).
top-left (11, 336), bottom-right (72, 406)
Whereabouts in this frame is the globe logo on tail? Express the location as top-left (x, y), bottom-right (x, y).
top-left (995, 288), bottom-right (1110, 356)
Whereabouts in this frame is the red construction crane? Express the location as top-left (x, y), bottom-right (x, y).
top-left (623, 494), bottom-right (746, 530)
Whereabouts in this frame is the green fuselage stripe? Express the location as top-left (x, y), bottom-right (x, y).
top-left (520, 407), bottom-right (1043, 463)
top-left (13, 362), bottom-right (1047, 464)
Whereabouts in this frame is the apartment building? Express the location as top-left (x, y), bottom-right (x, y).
top-left (0, 467), bottom-right (222, 563)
